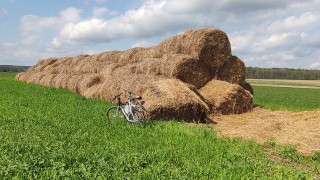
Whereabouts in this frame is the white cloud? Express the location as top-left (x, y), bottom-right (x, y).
top-left (21, 15), bottom-right (59, 32)
top-left (20, 7), bottom-right (81, 35)
top-left (2, 0), bottom-right (320, 69)
top-left (92, 7), bottom-right (109, 17)
top-left (229, 31), bottom-right (255, 52)
top-left (53, 0), bottom-right (217, 45)
top-left (131, 40), bottom-right (154, 48)
top-left (309, 62), bottom-right (320, 69)
top-left (267, 12), bottom-right (320, 33)
top-left (219, 0), bottom-right (287, 13)
top-left (59, 7), bottom-right (82, 22)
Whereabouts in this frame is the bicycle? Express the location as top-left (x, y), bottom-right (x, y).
top-left (106, 92), bottom-right (146, 126)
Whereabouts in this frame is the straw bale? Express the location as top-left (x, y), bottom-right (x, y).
top-left (25, 72), bottom-right (45, 84)
top-left (39, 73), bottom-right (56, 87)
top-left (52, 74), bottom-right (70, 89)
top-left (15, 72), bottom-right (27, 82)
top-left (95, 70), bottom-right (210, 122)
top-left (78, 73), bottom-right (102, 93)
top-left (67, 74), bottom-right (85, 93)
top-left (15, 28), bottom-right (254, 121)
top-left (133, 54), bottom-right (212, 88)
top-left (241, 81), bottom-right (254, 95)
top-left (142, 79), bottom-right (210, 122)
top-left (218, 56), bottom-right (245, 85)
top-left (199, 80), bottom-right (253, 115)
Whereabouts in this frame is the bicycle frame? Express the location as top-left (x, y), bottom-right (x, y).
top-left (114, 93), bottom-right (140, 123)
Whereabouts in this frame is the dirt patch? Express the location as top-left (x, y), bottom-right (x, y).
top-left (211, 108), bottom-right (320, 154)
top-left (250, 84), bottom-right (320, 89)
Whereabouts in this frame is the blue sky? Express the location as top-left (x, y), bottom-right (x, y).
top-left (0, 0), bottom-right (319, 69)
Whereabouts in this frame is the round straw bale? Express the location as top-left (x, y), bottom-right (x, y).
top-left (53, 74), bottom-right (69, 89)
top-left (26, 72), bottom-right (45, 84)
top-left (241, 81), bottom-right (254, 95)
top-left (96, 70), bottom-right (210, 122)
top-left (67, 74), bottom-right (85, 93)
top-left (199, 80), bottom-right (253, 114)
top-left (39, 73), bottom-right (56, 87)
top-left (79, 73), bottom-right (102, 93)
top-left (142, 79), bottom-right (210, 122)
top-left (217, 56), bottom-right (245, 85)
top-left (15, 72), bottom-right (27, 81)
top-left (172, 57), bottom-right (212, 89)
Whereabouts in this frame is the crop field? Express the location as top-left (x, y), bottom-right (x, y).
top-left (247, 79), bottom-right (320, 111)
top-left (253, 86), bottom-right (320, 111)
top-left (0, 73), bottom-right (319, 179)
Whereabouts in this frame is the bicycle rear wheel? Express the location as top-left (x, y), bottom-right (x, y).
top-left (106, 106), bottom-right (124, 121)
top-left (132, 109), bottom-right (145, 127)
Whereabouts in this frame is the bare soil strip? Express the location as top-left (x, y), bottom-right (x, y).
top-left (250, 84), bottom-right (320, 89)
top-left (247, 79), bottom-right (320, 89)
top-left (210, 108), bottom-right (320, 154)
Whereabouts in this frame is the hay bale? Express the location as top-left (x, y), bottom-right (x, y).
top-left (217, 56), bottom-right (245, 85)
top-left (15, 28), bottom-right (253, 121)
top-left (133, 54), bottom-right (212, 88)
top-left (241, 81), bottom-right (254, 95)
top-left (39, 73), bottom-right (56, 87)
top-left (95, 71), bottom-right (210, 122)
top-left (142, 79), bottom-right (209, 122)
top-left (199, 80), bottom-right (253, 115)
top-left (15, 72), bottom-right (27, 82)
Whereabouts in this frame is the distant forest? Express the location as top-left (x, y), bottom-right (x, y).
top-left (246, 67), bottom-right (320, 80)
top-left (1, 65), bottom-right (320, 80)
top-left (0, 65), bottom-right (30, 72)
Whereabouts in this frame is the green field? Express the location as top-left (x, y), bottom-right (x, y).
top-left (1, 73), bottom-right (319, 179)
top-left (253, 86), bottom-right (320, 111)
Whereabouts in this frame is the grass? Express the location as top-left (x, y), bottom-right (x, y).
top-left (253, 86), bottom-right (320, 111)
top-left (0, 73), bottom-right (319, 178)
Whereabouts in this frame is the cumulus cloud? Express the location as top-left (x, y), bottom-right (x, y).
top-left (3, 0), bottom-right (320, 69)
top-left (267, 12), bottom-right (319, 33)
top-left (131, 40), bottom-right (155, 48)
top-left (309, 62), bottom-right (320, 69)
top-left (92, 7), bottom-right (109, 17)
top-left (20, 7), bottom-right (81, 36)
top-left (53, 0), bottom-right (219, 45)
top-left (219, 0), bottom-right (288, 13)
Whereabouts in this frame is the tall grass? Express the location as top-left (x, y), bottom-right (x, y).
top-left (0, 73), bottom-right (318, 179)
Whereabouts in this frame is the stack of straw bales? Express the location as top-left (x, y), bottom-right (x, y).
top-left (16, 29), bottom-right (253, 122)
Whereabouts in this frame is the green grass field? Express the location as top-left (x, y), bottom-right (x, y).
top-left (1, 73), bottom-right (319, 179)
top-left (253, 86), bottom-right (320, 111)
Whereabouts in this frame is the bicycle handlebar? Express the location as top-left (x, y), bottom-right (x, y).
top-left (112, 93), bottom-right (122, 101)
top-left (112, 92), bottom-right (142, 102)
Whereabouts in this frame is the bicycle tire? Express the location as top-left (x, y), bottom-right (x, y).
top-left (132, 109), bottom-right (145, 127)
top-left (106, 106), bottom-right (124, 121)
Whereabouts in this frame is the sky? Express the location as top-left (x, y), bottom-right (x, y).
top-left (0, 0), bottom-right (319, 69)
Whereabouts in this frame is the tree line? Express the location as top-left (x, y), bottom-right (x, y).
top-left (0, 65), bottom-right (30, 72)
top-left (246, 67), bottom-right (320, 80)
top-left (1, 65), bottom-right (319, 80)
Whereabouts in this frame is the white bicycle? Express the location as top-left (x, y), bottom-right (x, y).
top-left (106, 92), bottom-right (146, 126)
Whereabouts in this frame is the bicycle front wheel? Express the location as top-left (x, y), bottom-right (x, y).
top-left (106, 106), bottom-right (124, 121)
